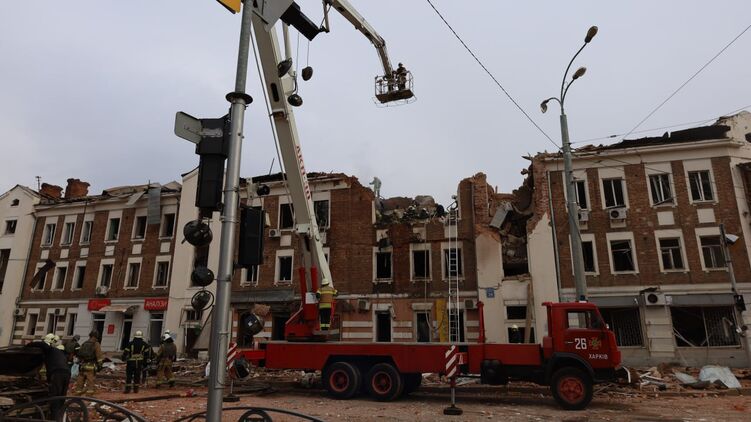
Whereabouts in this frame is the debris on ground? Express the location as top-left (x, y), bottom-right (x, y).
top-left (698, 365), bottom-right (742, 389)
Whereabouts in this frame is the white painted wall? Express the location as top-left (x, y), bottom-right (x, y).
top-left (527, 213), bottom-right (561, 341)
top-left (474, 232), bottom-right (504, 343)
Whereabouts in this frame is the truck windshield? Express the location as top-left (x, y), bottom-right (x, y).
top-left (566, 310), bottom-right (604, 329)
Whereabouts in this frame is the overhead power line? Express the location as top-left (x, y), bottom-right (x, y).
top-left (620, 23), bottom-right (751, 141)
top-left (423, 0), bottom-right (559, 149)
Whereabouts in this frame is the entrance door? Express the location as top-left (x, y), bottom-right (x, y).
top-left (92, 314), bottom-right (105, 342)
top-left (376, 311), bottom-right (391, 342)
top-left (185, 326), bottom-right (199, 358)
top-left (120, 318), bottom-right (132, 351)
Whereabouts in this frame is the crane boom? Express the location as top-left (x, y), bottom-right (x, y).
top-left (325, 0), bottom-right (393, 76)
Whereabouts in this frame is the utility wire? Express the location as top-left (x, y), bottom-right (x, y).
top-left (424, 0), bottom-right (559, 149)
top-left (620, 23), bottom-right (751, 141)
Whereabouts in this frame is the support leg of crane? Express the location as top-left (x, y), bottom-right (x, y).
top-left (223, 379), bottom-right (240, 403)
top-left (443, 377), bottom-right (463, 416)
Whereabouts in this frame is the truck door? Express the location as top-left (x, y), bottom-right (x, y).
top-left (562, 309), bottom-right (610, 368)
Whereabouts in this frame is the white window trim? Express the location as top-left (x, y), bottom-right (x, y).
top-left (240, 265), bottom-right (260, 287)
top-left (597, 167), bottom-right (629, 209)
top-left (312, 191), bottom-right (331, 229)
top-left (152, 256), bottom-right (171, 289)
top-left (275, 249), bottom-right (294, 285)
top-left (409, 243), bottom-right (432, 282)
top-left (51, 262), bottom-right (68, 291)
top-left (654, 229), bottom-right (688, 273)
top-left (372, 304), bottom-right (394, 342)
top-left (125, 257), bottom-right (143, 290)
top-left (570, 233), bottom-right (599, 275)
top-left (71, 261), bottom-right (86, 291)
top-left (645, 165), bottom-right (677, 207)
top-left (440, 242), bottom-right (465, 281)
top-left (41, 220), bottom-right (57, 247)
top-left (605, 232), bottom-right (639, 274)
top-left (600, 177), bottom-right (629, 209)
top-left (32, 262), bottom-right (48, 291)
top-left (694, 227), bottom-right (725, 272)
top-left (105, 217), bottom-right (121, 243)
top-left (683, 159), bottom-right (717, 205)
top-left (131, 210), bottom-right (148, 241)
top-left (97, 258), bottom-right (115, 288)
top-left (60, 221), bottom-right (76, 246)
top-left (278, 199), bottom-right (295, 232)
top-left (561, 170), bottom-right (590, 211)
top-left (4, 218), bottom-right (18, 236)
top-left (373, 246), bottom-right (393, 283)
top-left (79, 217), bottom-right (94, 245)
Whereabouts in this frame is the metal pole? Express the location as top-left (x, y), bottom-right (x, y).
top-left (560, 110), bottom-right (587, 301)
top-left (206, 2), bottom-right (254, 420)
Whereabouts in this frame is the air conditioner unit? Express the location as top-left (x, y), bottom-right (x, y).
top-left (95, 285), bottom-right (109, 297)
top-left (609, 207), bottom-right (627, 220)
top-left (642, 292), bottom-right (666, 306)
top-left (357, 299), bottom-right (370, 312)
top-left (13, 308), bottom-right (26, 317)
top-left (269, 228), bottom-right (281, 238)
top-left (578, 210), bottom-right (590, 222)
top-left (464, 299), bottom-right (477, 310)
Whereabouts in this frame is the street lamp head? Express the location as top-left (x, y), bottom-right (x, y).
top-left (540, 99), bottom-right (550, 113)
top-left (572, 66), bottom-right (587, 80)
top-left (585, 26), bottom-right (598, 43)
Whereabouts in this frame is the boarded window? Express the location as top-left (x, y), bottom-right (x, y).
top-left (671, 306), bottom-right (740, 347)
top-left (599, 307), bottom-right (643, 347)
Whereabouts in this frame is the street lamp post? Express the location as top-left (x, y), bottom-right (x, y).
top-left (541, 26), bottom-right (597, 302)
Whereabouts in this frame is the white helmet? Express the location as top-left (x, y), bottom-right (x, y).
top-left (162, 333), bottom-right (171, 341)
top-left (321, 278), bottom-right (331, 287)
top-left (43, 333), bottom-right (56, 345)
top-left (134, 330), bottom-right (143, 339)
top-left (56, 344), bottom-right (65, 350)
top-left (511, 324), bottom-right (519, 330)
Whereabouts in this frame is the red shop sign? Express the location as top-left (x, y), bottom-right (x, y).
top-left (88, 299), bottom-right (111, 311)
top-left (144, 298), bottom-right (168, 311)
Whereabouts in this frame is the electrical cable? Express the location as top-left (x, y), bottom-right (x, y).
top-left (423, 0), bottom-right (559, 150)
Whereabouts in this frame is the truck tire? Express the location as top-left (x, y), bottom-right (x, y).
top-left (323, 361), bottom-right (361, 399)
top-left (550, 367), bottom-right (593, 410)
top-left (366, 363), bottom-right (404, 401)
top-left (403, 373), bottom-right (422, 395)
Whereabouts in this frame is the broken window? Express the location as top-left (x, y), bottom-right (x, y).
top-left (155, 261), bottom-right (169, 287)
top-left (659, 238), bottom-right (684, 270)
top-left (314, 200), bottom-right (329, 228)
top-left (412, 249), bottom-right (430, 280)
top-left (42, 223), bottom-right (56, 246)
top-left (34, 264), bottom-right (47, 290)
top-left (53, 266), bottom-right (66, 290)
top-left (73, 265), bottom-right (85, 290)
top-left (11, 199), bottom-right (19, 207)
top-left (688, 170), bottom-right (713, 202)
top-left (375, 251), bottom-right (392, 280)
top-left (126, 262), bottom-right (140, 288)
top-left (27, 314), bottom-right (38, 336)
top-left (582, 241), bottom-right (596, 273)
top-left (66, 313), bottom-right (77, 336)
top-left (61, 222), bottom-right (75, 245)
top-left (46, 313), bottom-right (58, 334)
top-left (671, 306), bottom-right (740, 347)
top-left (133, 216), bottom-right (147, 239)
top-left (599, 307), bottom-right (643, 347)
top-left (100, 264), bottom-right (113, 288)
top-left (506, 305), bottom-right (527, 320)
top-left (0, 249), bottom-right (9, 293)
top-left (610, 239), bottom-right (635, 272)
top-left (161, 213), bottom-right (176, 238)
top-left (574, 180), bottom-right (588, 209)
top-left (443, 248), bottom-right (463, 278)
top-left (649, 174), bottom-right (673, 205)
top-left (700, 236), bottom-right (725, 269)
top-left (80, 220), bottom-right (93, 244)
top-left (277, 255), bottom-right (293, 282)
top-left (602, 178), bottom-right (625, 208)
top-left (415, 311), bottom-right (431, 342)
top-left (243, 265), bottom-right (259, 286)
top-left (107, 218), bottom-right (120, 241)
top-left (4, 219), bottom-right (17, 235)
top-left (279, 203), bottom-right (294, 230)
top-left (376, 311), bottom-right (391, 342)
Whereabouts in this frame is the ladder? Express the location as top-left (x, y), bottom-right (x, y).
top-left (446, 206), bottom-right (461, 343)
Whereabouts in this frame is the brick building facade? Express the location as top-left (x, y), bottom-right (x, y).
top-left (12, 179), bottom-right (181, 351)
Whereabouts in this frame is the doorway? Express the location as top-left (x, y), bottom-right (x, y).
top-left (272, 314), bottom-right (289, 341)
top-left (376, 311), bottom-right (391, 342)
top-left (120, 318), bottom-right (132, 351)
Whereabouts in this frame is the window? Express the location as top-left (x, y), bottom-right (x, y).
top-left (100, 264), bottom-right (113, 288)
top-left (80, 221), bottom-right (93, 244)
top-left (243, 265), bottom-right (259, 286)
top-left (155, 261), bottom-right (170, 287)
top-left (416, 311), bottom-right (431, 343)
top-left (161, 213), bottom-right (176, 237)
top-left (11, 199), bottom-right (19, 207)
top-left (573, 180), bottom-right (588, 209)
top-left (46, 313), bottom-right (59, 334)
top-left (66, 313), bottom-right (77, 336)
top-left (185, 308), bottom-right (203, 322)
top-left (4, 220), bottom-right (17, 235)
top-left (582, 241), bottom-right (596, 273)
top-left (610, 240), bottom-right (635, 272)
top-left (448, 310), bottom-right (465, 342)
top-left (73, 265), bottom-right (86, 290)
top-left (0, 249), bottom-right (10, 293)
top-left (506, 305), bottom-right (527, 320)
top-left (649, 174), bottom-right (673, 205)
top-left (599, 307), bottom-right (643, 347)
top-left (671, 306), bottom-right (739, 347)
top-left (106, 218), bottom-right (120, 241)
top-left (53, 266), bottom-right (67, 290)
top-left (700, 236), bottom-right (725, 269)
top-left (412, 249), bottom-right (430, 280)
top-left (61, 222), bottom-right (75, 245)
top-left (91, 314), bottom-right (105, 341)
top-left (566, 310), bottom-right (601, 329)
top-left (688, 170), bottom-right (713, 202)
top-left (602, 178), bottom-right (625, 208)
top-left (42, 223), bottom-right (56, 246)
top-left (27, 314), bottom-right (38, 336)
top-left (33, 263), bottom-right (49, 290)
top-left (149, 313), bottom-right (164, 346)
top-left (375, 311), bottom-right (392, 342)
top-left (508, 326), bottom-right (535, 343)
top-left (126, 262), bottom-right (140, 288)
top-left (443, 248), bottom-right (463, 278)
top-left (659, 238), bottom-right (685, 270)
top-left (313, 200), bottom-right (330, 228)
top-left (133, 216), bottom-right (147, 239)
top-left (279, 203), bottom-right (294, 230)
top-left (375, 251), bottom-right (392, 280)
top-left (277, 256), bottom-right (293, 282)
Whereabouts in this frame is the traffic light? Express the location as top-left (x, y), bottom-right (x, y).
top-left (238, 206), bottom-right (265, 268)
top-left (194, 116), bottom-right (230, 212)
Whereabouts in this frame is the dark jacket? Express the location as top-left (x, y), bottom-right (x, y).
top-left (24, 341), bottom-right (70, 377)
top-left (123, 338), bottom-right (149, 362)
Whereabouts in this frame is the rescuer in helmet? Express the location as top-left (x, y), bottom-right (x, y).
top-left (122, 330), bottom-right (149, 393)
top-left (316, 278), bottom-right (338, 330)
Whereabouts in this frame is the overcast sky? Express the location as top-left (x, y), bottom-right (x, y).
top-left (1, 1), bottom-right (749, 205)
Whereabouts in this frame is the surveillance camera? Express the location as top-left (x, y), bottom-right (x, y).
top-left (725, 234), bottom-right (739, 245)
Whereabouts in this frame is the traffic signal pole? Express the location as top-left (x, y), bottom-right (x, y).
top-left (206, 1), bottom-right (254, 420)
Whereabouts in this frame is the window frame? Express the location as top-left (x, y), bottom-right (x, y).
top-left (42, 223), bottom-right (56, 246)
top-left (4, 219), bottom-right (17, 235)
top-left (153, 258), bottom-right (171, 288)
top-left (313, 199), bottom-right (330, 229)
top-left (72, 263), bottom-right (86, 291)
top-left (699, 235), bottom-right (725, 270)
top-left (442, 247), bottom-right (464, 280)
top-left (606, 232), bottom-right (638, 274)
top-left (410, 244), bottom-right (432, 281)
top-left (648, 173), bottom-right (675, 206)
top-left (602, 178), bottom-right (627, 208)
top-left (656, 234), bottom-right (687, 272)
top-left (106, 217), bottom-right (120, 242)
top-left (125, 260), bottom-right (142, 289)
top-left (241, 265), bottom-right (260, 287)
top-left (80, 219), bottom-right (93, 245)
top-left (275, 250), bottom-right (294, 284)
top-left (279, 203), bottom-right (294, 231)
top-left (32, 262), bottom-right (48, 291)
top-left (573, 179), bottom-right (588, 210)
top-left (98, 262), bottom-right (114, 288)
top-left (160, 213), bottom-right (176, 238)
top-left (687, 170), bottom-right (715, 203)
top-left (373, 247), bottom-right (393, 282)
top-left (52, 264), bottom-right (68, 291)
top-left (132, 215), bottom-right (147, 240)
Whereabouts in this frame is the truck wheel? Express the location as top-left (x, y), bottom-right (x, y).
top-left (403, 373), bottom-right (422, 395)
top-left (366, 363), bottom-right (404, 401)
top-left (551, 367), bottom-right (593, 410)
top-left (323, 361), bottom-right (361, 399)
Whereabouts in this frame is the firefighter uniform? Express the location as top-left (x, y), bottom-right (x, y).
top-left (25, 339), bottom-right (71, 420)
top-left (156, 334), bottom-right (177, 387)
top-left (316, 279), bottom-right (338, 330)
top-left (74, 331), bottom-right (103, 395)
top-left (122, 331), bottom-right (149, 393)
